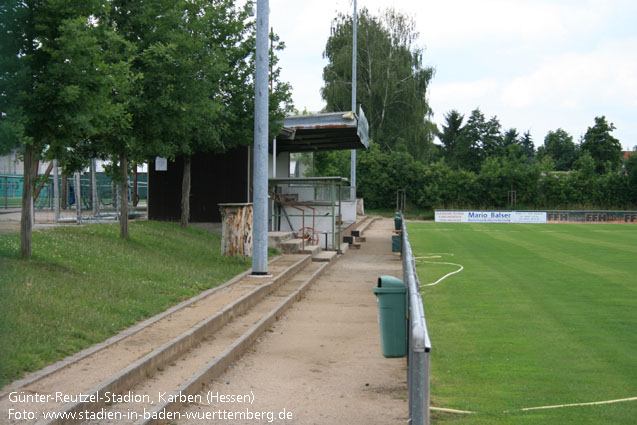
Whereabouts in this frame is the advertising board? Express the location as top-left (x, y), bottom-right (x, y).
top-left (435, 211), bottom-right (547, 224)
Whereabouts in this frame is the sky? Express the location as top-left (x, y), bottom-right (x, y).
top-left (269, 0), bottom-right (637, 150)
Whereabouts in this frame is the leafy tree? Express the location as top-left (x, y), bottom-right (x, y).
top-left (454, 108), bottom-right (493, 171)
top-left (502, 128), bottom-right (519, 150)
top-left (321, 7), bottom-right (436, 162)
top-left (519, 130), bottom-right (535, 161)
top-left (0, 0), bottom-right (133, 256)
top-left (538, 128), bottom-right (578, 171)
top-left (439, 110), bottom-right (464, 167)
top-left (580, 116), bottom-right (622, 173)
top-left (112, 0), bottom-right (291, 230)
top-left (625, 153), bottom-right (637, 204)
top-left (481, 115), bottom-right (504, 158)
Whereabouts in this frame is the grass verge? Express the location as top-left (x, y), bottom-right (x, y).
top-left (407, 222), bottom-right (637, 425)
top-left (367, 207), bottom-right (434, 220)
top-left (0, 221), bottom-right (260, 389)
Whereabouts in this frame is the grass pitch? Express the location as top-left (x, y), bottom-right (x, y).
top-left (407, 222), bottom-right (637, 425)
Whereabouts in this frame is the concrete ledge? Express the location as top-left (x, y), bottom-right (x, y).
top-left (357, 216), bottom-right (379, 235)
top-left (312, 251), bottom-right (338, 262)
top-left (37, 256), bottom-right (310, 425)
top-left (301, 244), bottom-right (321, 256)
top-left (268, 231), bottom-right (294, 248)
top-left (1, 256), bottom-right (283, 400)
top-left (280, 238), bottom-right (304, 253)
top-left (136, 262), bottom-right (331, 425)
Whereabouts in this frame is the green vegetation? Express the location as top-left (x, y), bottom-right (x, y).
top-left (407, 222), bottom-right (637, 424)
top-left (317, 8), bottom-right (634, 212)
top-left (0, 221), bottom-right (253, 388)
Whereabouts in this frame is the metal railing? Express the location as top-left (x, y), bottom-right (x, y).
top-left (1, 173), bottom-right (148, 213)
top-left (269, 177), bottom-right (349, 252)
top-left (400, 211), bottom-right (432, 425)
top-left (269, 190), bottom-right (317, 249)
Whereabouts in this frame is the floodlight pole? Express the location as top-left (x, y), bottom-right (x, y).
top-left (252, 0), bottom-right (269, 275)
top-left (350, 0), bottom-right (357, 201)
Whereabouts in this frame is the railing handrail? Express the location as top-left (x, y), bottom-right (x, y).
top-left (401, 212), bottom-right (431, 425)
top-left (269, 190), bottom-right (309, 249)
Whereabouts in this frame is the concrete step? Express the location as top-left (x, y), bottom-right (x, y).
top-left (301, 244), bottom-right (321, 256)
top-left (280, 238), bottom-right (304, 254)
top-left (268, 231), bottom-right (294, 249)
top-left (312, 251), bottom-right (338, 262)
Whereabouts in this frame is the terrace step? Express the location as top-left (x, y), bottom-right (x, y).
top-left (301, 244), bottom-right (321, 256)
top-left (280, 238), bottom-right (305, 254)
top-left (312, 250), bottom-right (338, 263)
top-left (268, 231), bottom-right (294, 249)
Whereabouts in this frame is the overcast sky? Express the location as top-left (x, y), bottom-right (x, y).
top-left (269, 0), bottom-right (636, 150)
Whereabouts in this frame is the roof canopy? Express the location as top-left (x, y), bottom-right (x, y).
top-left (274, 107), bottom-right (370, 153)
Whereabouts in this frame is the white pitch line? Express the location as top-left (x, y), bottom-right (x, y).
top-left (415, 255), bottom-right (464, 287)
top-left (430, 406), bottom-right (475, 414)
top-left (519, 396), bottom-right (637, 411)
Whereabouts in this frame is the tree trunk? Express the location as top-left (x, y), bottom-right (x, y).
top-left (33, 161), bottom-right (54, 201)
top-left (119, 151), bottom-right (129, 239)
top-left (20, 144), bottom-right (38, 259)
top-left (180, 155), bottom-right (191, 229)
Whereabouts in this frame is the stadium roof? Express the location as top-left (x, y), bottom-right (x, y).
top-left (274, 108), bottom-right (370, 153)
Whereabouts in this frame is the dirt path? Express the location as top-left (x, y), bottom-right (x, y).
top-left (178, 217), bottom-right (408, 424)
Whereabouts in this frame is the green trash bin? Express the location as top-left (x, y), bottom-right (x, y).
top-left (394, 212), bottom-right (402, 230)
top-left (392, 233), bottom-right (402, 252)
top-left (373, 276), bottom-right (407, 358)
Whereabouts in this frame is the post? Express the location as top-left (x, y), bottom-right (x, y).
top-left (75, 172), bottom-right (82, 225)
top-left (91, 158), bottom-right (98, 216)
top-left (350, 0), bottom-right (358, 201)
top-left (53, 160), bottom-right (60, 220)
top-left (331, 180), bottom-right (335, 250)
top-left (272, 138), bottom-right (276, 178)
top-left (251, 0), bottom-right (269, 275)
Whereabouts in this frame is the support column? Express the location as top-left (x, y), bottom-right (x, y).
top-left (251, 0), bottom-right (270, 275)
top-left (350, 0), bottom-right (358, 201)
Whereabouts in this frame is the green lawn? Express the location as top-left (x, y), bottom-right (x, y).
top-left (407, 222), bottom-right (637, 425)
top-left (0, 221), bottom-right (254, 388)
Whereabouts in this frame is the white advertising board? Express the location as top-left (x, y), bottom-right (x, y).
top-left (435, 211), bottom-right (547, 224)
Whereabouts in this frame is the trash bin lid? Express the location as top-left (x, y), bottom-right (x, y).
top-left (373, 286), bottom-right (406, 295)
top-left (377, 275), bottom-right (405, 288)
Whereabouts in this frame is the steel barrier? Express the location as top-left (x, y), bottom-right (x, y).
top-left (400, 212), bottom-right (432, 425)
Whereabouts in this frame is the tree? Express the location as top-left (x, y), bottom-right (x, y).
top-left (0, 0), bottom-right (132, 257)
top-left (111, 0), bottom-right (292, 230)
top-left (580, 116), bottom-right (622, 174)
top-left (321, 7), bottom-right (436, 162)
top-left (519, 130), bottom-right (535, 161)
top-left (538, 128), bottom-right (578, 171)
top-left (453, 108), bottom-right (496, 171)
top-left (439, 110), bottom-right (464, 167)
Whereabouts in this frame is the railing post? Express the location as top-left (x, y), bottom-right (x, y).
top-left (331, 180), bottom-right (335, 250)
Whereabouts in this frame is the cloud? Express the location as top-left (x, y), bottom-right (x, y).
top-left (430, 79), bottom-right (499, 106)
top-left (501, 38), bottom-right (637, 109)
top-left (419, 0), bottom-right (567, 48)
